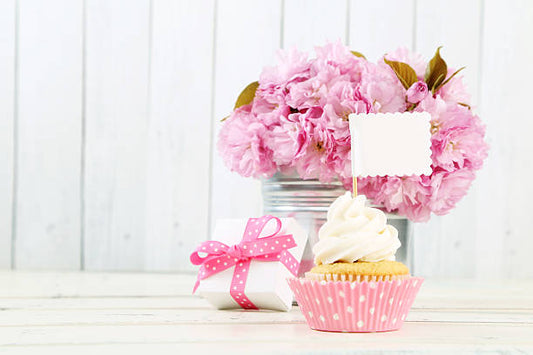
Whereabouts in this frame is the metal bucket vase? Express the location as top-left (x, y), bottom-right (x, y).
top-left (261, 173), bottom-right (414, 275)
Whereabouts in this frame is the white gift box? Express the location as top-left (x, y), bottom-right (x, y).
top-left (197, 217), bottom-right (308, 312)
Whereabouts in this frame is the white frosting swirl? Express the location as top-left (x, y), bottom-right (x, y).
top-left (313, 192), bottom-right (401, 265)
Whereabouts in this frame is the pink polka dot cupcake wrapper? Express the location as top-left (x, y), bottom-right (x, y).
top-left (287, 277), bottom-right (423, 332)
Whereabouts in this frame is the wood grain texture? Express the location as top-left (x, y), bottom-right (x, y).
top-left (84, 0), bottom-right (151, 270)
top-left (348, 0), bottom-right (415, 61)
top-left (145, 0), bottom-right (215, 271)
top-left (477, 0), bottom-right (533, 278)
top-left (283, 0), bottom-right (347, 51)
top-left (412, 0), bottom-right (483, 278)
top-left (0, 272), bottom-right (532, 353)
top-left (0, 0), bottom-right (15, 268)
top-left (0, 271), bottom-right (192, 298)
top-left (1, 340), bottom-right (532, 355)
top-left (15, 0), bottom-right (82, 269)
top-left (3, 322), bottom-right (532, 348)
top-left (209, 0), bottom-right (282, 235)
top-left (0, 296), bottom-right (205, 310)
top-left (1, 307), bottom-right (532, 328)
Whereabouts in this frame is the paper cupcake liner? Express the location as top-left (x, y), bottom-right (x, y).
top-left (287, 277), bottom-right (423, 332)
top-left (305, 272), bottom-right (410, 282)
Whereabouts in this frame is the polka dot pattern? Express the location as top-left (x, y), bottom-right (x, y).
top-left (191, 215), bottom-right (301, 309)
top-left (229, 259), bottom-right (257, 310)
top-left (287, 277), bottom-right (424, 332)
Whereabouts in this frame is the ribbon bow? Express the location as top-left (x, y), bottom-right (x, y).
top-left (190, 215), bottom-right (300, 309)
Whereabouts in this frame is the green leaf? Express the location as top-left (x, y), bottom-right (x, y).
top-left (234, 81), bottom-right (259, 109)
top-left (425, 47), bottom-right (448, 93)
top-left (383, 57), bottom-right (418, 90)
top-left (350, 50), bottom-right (366, 60)
top-left (435, 66), bottom-right (466, 92)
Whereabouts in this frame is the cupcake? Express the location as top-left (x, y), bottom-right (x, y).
top-left (287, 192), bottom-right (423, 332)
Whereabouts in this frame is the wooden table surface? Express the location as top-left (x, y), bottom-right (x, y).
top-left (0, 271), bottom-right (532, 354)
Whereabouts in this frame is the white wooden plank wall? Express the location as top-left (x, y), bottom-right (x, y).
top-left (84, 0), bottom-right (151, 270)
top-left (15, 0), bottom-right (83, 269)
top-left (146, 0), bottom-right (215, 271)
top-left (0, 0), bottom-right (15, 268)
top-left (0, 0), bottom-right (532, 278)
top-left (477, 0), bottom-right (533, 279)
top-left (349, 0), bottom-right (415, 62)
top-left (283, 0), bottom-right (347, 51)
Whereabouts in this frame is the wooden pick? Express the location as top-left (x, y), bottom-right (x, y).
top-left (352, 176), bottom-right (358, 198)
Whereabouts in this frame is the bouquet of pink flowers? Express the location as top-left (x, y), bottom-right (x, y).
top-left (218, 42), bottom-right (488, 222)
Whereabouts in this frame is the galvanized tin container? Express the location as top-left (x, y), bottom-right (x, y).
top-left (262, 173), bottom-right (414, 273)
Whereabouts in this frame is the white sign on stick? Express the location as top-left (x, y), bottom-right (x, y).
top-left (349, 112), bottom-right (432, 177)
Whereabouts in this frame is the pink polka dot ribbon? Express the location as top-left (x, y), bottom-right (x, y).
top-left (190, 215), bottom-right (300, 309)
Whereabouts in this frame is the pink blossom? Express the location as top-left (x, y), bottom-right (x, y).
top-left (360, 62), bottom-right (405, 112)
top-left (260, 47), bottom-right (310, 87)
top-left (294, 120), bottom-right (338, 182)
top-left (323, 80), bottom-right (371, 143)
top-left (264, 114), bottom-right (308, 166)
top-left (312, 40), bottom-right (365, 83)
top-left (362, 175), bottom-right (433, 222)
top-left (437, 68), bottom-right (471, 105)
top-left (429, 169), bottom-right (475, 215)
top-left (425, 103), bottom-right (488, 172)
top-left (406, 81), bottom-right (429, 104)
top-left (255, 84), bottom-right (287, 107)
top-left (258, 47), bottom-right (310, 107)
top-left (285, 77), bottom-right (329, 109)
top-left (431, 124), bottom-right (486, 172)
top-left (217, 106), bottom-right (276, 178)
top-left (253, 100), bottom-right (287, 127)
top-left (331, 143), bottom-right (352, 180)
top-left (218, 43), bottom-right (489, 221)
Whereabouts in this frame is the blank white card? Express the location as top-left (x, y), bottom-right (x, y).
top-left (349, 112), bottom-right (432, 177)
